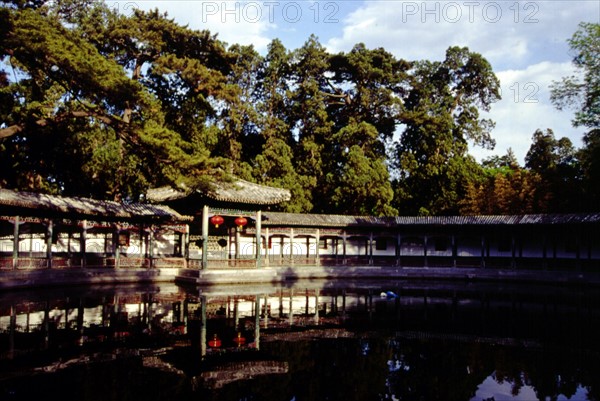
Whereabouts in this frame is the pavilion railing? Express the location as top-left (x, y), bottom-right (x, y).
top-left (0, 255), bottom-right (186, 269)
top-left (1, 254), bottom-right (597, 272)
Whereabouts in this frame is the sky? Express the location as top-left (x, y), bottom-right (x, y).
top-left (117, 0), bottom-right (600, 164)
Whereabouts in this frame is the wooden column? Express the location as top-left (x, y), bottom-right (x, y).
top-left (518, 234), bottom-right (523, 265)
top-left (148, 226), bottom-right (154, 268)
top-left (289, 289), bottom-right (294, 326)
top-left (235, 227), bottom-right (241, 260)
top-left (369, 232), bottom-right (374, 265)
top-left (511, 232), bottom-right (517, 269)
top-left (201, 205), bottom-right (209, 270)
top-left (315, 229), bottom-right (320, 266)
top-left (396, 233), bottom-right (401, 267)
top-left (8, 305), bottom-right (16, 359)
top-left (46, 220), bottom-right (53, 269)
top-left (314, 289), bottom-right (320, 325)
top-left (306, 237), bottom-right (310, 258)
top-left (80, 220), bottom-right (87, 268)
top-left (278, 291), bottom-right (284, 317)
top-left (342, 231), bottom-right (347, 265)
top-left (254, 295), bottom-right (261, 350)
top-left (423, 235), bottom-right (428, 268)
top-left (255, 210), bottom-right (262, 268)
top-left (279, 236), bottom-right (284, 264)
top-left (305, 290), bottom-right (309, 315)
top-left (576, 230), bottom-right (581, 271)
top-left (139, 224), bottom-right (145, 260)
top-left (264, 227), bottom-right (270, 267)
top-left (12, 216), bottom-right (19, 270)
top-left (200, 295), bottom-right (207, 358)
top-left (263, 294), bottom-right (269, 326)
top-left (289, 228), bottom-right (295, 266)
top-left (233, 298), bottom-right (239, 329)
top-left (113, 225), bottom-right (120, 269)
top-left (587, 227), bottom-right (593, 267)
top-left (228, 226), bottom-right (233, 260)
top-left (334, 237), bottom-right (339, 264)
top-left (451, 234), bottom-right (457, 268)
top-left (542, 232), bottom-right (548, 270)
top-left (183, 224), bottom-right (189, 262)
top-left (480, 234), bottom-right (486, 268)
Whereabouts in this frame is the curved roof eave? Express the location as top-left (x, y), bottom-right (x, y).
top-left (146, 178), bottom-right (291, 206)
top-left (0, 188), bottom-right (188, 222)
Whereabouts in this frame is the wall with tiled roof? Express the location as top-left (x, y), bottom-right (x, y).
top-left (261, 212), bottom-right (600, 228)
top-left (0, 188), bottom-right (186, 221)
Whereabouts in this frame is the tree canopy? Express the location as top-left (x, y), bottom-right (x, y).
top-left (550, 22), bottom-right (600, 210)
top-left (1, 1), bottom-right (597, 214)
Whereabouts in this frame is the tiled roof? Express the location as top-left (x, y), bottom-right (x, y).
top-left (394, 214), bottom-right (600, 225)
top-left (0, 188), bottom-right (187, 221)
top-left (262, 212), bottom-right (600, 228)
top-left (147, 178), bottom-right (291, 206)
top-left (209, 179), bottom-right (291, 205)
top-left (261, 212), bottom-right (392, 227)
top-left (146, 186), bottom-right (190, 203)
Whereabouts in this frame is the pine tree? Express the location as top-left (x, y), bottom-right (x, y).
top-left (394, 47), bottom-right (500, 215)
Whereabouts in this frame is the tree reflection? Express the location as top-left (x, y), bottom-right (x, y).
top-left (0, 282), bottom-right (599, 401)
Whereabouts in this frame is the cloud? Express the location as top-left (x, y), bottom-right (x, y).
top-left (129, 1), bottom-right (276, 52)
top-left (327, 1), bottom-right (533, 65)
top-left (325, 0), bottom-right (598, 68)
top-left (475, 61), bottom-right (586, 163)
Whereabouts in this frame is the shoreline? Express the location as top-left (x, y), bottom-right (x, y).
top-left (1, 265), bottom-right (599, 290)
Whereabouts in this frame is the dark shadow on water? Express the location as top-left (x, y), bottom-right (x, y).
top-left (274, 266), bottom-right (299, 288)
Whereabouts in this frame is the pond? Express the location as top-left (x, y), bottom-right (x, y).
top-left (1, 280), bottom-right (599, 401)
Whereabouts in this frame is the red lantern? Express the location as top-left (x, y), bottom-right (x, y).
top-left (233, 332), bottom-right (246, 346)
top-left (208, 334), bottom-right (222, 348)
top-left (210, 215), bottom-right (224, 228)
top-left (234, 216), bottom-right (247, 229)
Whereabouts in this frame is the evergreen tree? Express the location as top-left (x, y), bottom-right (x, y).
top-left (525, 129), bottom-right (582, 212)
top-left (394, 47), bottom-right (500, 215)
top-left (326, 121), bottom-right (397, 216)
top-left (551, 22), bottom-right (600, 210)
top-left (1, 1), bottom-right (525, 217)
top-left (221, 43), bottom-right (261, 168)
top-left (289, 36), bottom-right (333, 213)
top-left (550, 22), bottom-right (600, 130)
top-left (327, 43), bottom-right (409, 139)
top-left (250, 39), bottom-right (313, 212)
top-left (578, 129), bottom-right (600, 209)
top-left (0, 1), bottom-right (236, 200)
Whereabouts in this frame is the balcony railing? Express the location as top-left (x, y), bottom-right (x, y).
top-left (1, 253), bottom-right (597, 272)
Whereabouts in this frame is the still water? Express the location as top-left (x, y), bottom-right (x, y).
top-left (1, 280), bottom-right (599, 401)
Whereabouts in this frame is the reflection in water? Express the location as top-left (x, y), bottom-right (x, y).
top-left (0, 281), bottom-right (599, 401)
top-left (471, 374), bottom-right (547, 401)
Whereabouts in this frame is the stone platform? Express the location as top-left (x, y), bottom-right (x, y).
top-left (0, 268), bottom-right (178, 290)
top-left (177, 265), bottom-right (600, 287)
top-left (1, 265), bottom-right (599, 290)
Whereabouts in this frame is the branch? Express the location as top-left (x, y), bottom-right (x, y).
top-left (321, 76), bottom-right (353, 106)
top-left (0, 124), bottom-right (23, 139)
top-left (0, 110), bottom-right (118, 139)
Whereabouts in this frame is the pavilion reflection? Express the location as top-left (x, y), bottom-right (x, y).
top-left (0, 282), bottom-right (599, 401)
